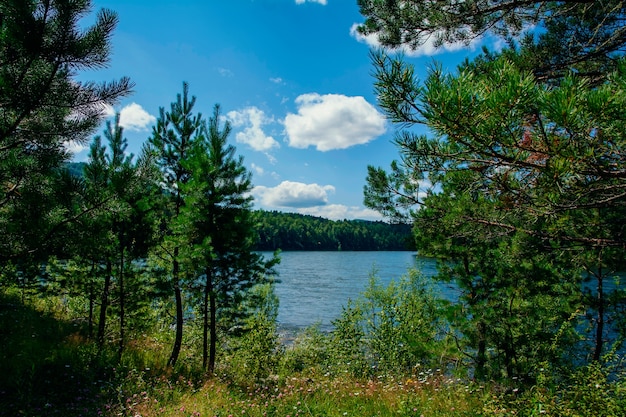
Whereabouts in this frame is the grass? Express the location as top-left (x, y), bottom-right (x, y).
top-left (1, 289), bottom-right (625, 417)
top-left (0, 289), bottom-right (484, 417)
top-left (104, 370), bottom-right (485, 417)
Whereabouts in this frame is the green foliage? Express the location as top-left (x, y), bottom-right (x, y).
top-left (224, 313), bottom-right (282, 386)
top-left (328, 304), bottom-right (369, 376)
top-left (148, 81), bottom-right (206, 368)
top-left (362, 0), bottom-right (626, 382)
top-left (220, 283), bottom-right (282, 386)
top-left (0, 0), bottom-right (133, 266)
top-left (280, 324), bottom-right (332, 375)
top-left (486, 359), bottom-right (626, 416)
top-left (336, 269), bottom-right (449, 376)
top-left (254, 210), bottom-right (414, 251)
top-left (357, 0), bottom-right (626, 81)
top-left (367, 52), bottom-right (626, 376)
top-left (2, 281), bottom-right (624, 417)
top-left (279, 269), bottom-right (449, 379)
top-left (0, 289), bottom-right (109, 416)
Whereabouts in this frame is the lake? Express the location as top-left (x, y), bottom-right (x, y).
top-left (260, 251), bottom-right (445, 331)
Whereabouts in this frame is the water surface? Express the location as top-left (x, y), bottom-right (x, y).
top-left (261, 251), bottom-right (440, 330)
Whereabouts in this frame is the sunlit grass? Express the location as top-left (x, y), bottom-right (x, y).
top-left (2, 288), bottom-right (625, 417)
top-left (0, 287), bottom-right (482, 416)
top-left (119, 371), bottom-right (484, 417)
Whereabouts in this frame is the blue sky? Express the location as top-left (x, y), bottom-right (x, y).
top-left (73, 0), bottom-right (484, 220)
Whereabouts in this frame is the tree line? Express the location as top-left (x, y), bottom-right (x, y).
top-left (243, 211), bottom-right (412, 251)
top-left (49, 173), bottom-right (416, 252)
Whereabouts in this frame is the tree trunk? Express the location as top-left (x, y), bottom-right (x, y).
top-left (202, 268), bottom-right (213, 371)
top-left (118, 245), bottom-right (125, 361)
top-left (202, 268), bottom-right (210, 371)
top-left (88, 261), bottom-right (95, 339)
top-left (168, 251), bottom-right (183, 368)
top-left (209, 276), bottom-right (217, 375)
top-left (475, 320), bottom-right (487, 380)
top-left (97, 260), bottom-right (112, 349)
top-left (593, 265), bottom-right (604, 362)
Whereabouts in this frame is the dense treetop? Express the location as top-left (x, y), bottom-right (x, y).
top-left (361, 0), bottom-right (626, 377)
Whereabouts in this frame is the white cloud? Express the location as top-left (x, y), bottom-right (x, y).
top-left (118, 103), bottom-right (156, 132)
top-left (218, 67), bottom-right (234, 77)
top-left (270, 77), bottom-right (284, 84)
top-left (65, 102), bottom-right (154, 155)
top-left (296, 204), bottom-right (384, 221)
top-left (350, 23), bottom-right (479, 57)
top-left (251, 163), bottom-right (264, 176)
top-left (253, 181), bottom-right (335, 208)
top-left (295, 0), bottom-right (327, 5)
top-left (64, 140), bottom-right (89, 155)
top-left (284, 93), bottom-right (386, 151)
top-left (226, 107), bottom-right (280, 152)
top-left (265, 152), bottom-right (278, 165)
top-left (102, 104), bottom-right (116, 118)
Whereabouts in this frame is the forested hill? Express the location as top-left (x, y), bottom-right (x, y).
top-left (253, 210), bottom-right (415, 251)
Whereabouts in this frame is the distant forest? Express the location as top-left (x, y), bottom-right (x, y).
top-left (65, 163), bottom-right (414, 252)
top-left (253, 210), bottom-right (414, 251)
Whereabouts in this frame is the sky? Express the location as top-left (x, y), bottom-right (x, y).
top-left (73, 0), bottom-right (485, 221)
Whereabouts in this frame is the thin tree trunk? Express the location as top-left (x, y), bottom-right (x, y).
top-left (118, 245), bottom-right (125, 361)
top-left (88, 261), bottom-right (95, 338)
top-left (209, 276), bottom-right (217, 375)
top-left (167, 189), bottom-right (185, 368)
top-left (475, 320), bottom-right (487, 380)
top-left (464, 255), bottom-right (487, 380)
top-left (97, 260), bottom-right (112, 349)
top-left (168, 251), bottom-right (183, 368)
top-left (593, 265), bottom-right (604, 361)
top-left (202, 268), bottom-right (210, 371)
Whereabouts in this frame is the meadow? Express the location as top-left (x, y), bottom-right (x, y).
top-left (1, 284), bottom-right (624, 417)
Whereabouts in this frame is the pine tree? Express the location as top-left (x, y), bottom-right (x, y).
top-left (180, 105), bottom-right (279, 374)
top-left (362, 0), bottom-right (626, 376)
top-left (148, 82), bottom-right (203, 368)
top-left (357, 0), bottom-right (626, 81)
top-left (81, 115), bottom-right (157, 354)
top-left (0, 0), bottom-right (133, 267)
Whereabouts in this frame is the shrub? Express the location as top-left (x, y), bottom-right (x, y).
top-left (330, 268), bottom-right (450, 377)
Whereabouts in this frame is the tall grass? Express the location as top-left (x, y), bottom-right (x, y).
top-left (1, 276), bottom-right (625, 417)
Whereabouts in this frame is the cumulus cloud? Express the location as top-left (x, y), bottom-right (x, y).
top-left (65, 102), bottom-right (154, 155)
top-left (118, 103), bottom-right (156, 131)
top-left (226, 107), bottom-right (280, 152)
top-left (295, 0), bottom-right (327, 5)
top-left (350, 23), bottom-right (479, 57)
top-left (64, 140), bottom-right (89, 155)
top-left (284, 93), bottom-right (386, 151)
top-left (253, 181), bottom-right (335, 208)
top-left (297, 204), bottom-right (383, 221)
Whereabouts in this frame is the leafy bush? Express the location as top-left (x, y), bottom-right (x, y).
top-left (329, 268), bottom-right (450, 377)
top-left (221, 283), bottom-right (283, 386)
top-left (280, 324), bottom-right (334, 374)
top-left (485, 358), bottom-right (626, 416)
